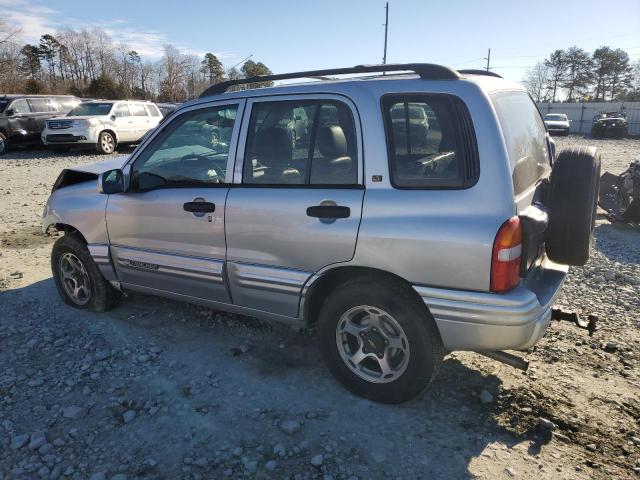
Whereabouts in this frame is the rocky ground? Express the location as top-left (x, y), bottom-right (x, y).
top-left (0, 137), bottom-right (639, 480)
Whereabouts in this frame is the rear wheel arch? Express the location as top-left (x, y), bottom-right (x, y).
top-left (302, 266), bottom-right (432, 326)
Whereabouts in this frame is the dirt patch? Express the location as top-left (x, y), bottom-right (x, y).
top-left (0, 226), bottom-right (56, 250)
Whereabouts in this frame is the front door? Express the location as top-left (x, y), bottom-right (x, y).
top-left (225, 96), bottom-right (364, 317)
top-left (7, 98), bottom-right (33, 144)
top-left (106, 100), bottom-right (244, 302)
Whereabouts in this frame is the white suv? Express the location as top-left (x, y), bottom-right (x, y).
top-left (42, 100), bottom-right (163, 154)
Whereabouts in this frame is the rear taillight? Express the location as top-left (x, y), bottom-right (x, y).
top-left (491, 216), bottom-right (522, 293)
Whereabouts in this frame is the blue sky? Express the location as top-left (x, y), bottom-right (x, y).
top-left (3, 0), bottom-right (640, 82)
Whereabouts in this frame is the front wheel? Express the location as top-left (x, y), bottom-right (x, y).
top-left (96, 131), bottom-right (116, 154)
top-left (51, 234), bottom-right (121, 312)
top-left (318, 277), bottom-right (444, 404)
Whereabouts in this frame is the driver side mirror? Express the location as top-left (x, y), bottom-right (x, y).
top-left (98, 168), bottom-right (125, 194)
top-left (5, 109), bottom-right (15, 116)
top-left (110, 114), bottom-right (116, 121)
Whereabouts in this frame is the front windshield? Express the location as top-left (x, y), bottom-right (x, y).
top-left (545, 114), bottom-right (566, 121)
top-left (0, 100), bottom-right (7, 113)
top-left (67, 102), bottom-right (113, 116)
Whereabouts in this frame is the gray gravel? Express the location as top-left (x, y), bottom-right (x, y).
top-left (1, 137), bottom-right (639, 479)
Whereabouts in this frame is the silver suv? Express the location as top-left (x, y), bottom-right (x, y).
top-left (42, 64), bottom-right (601, 403)
top-left (42, 100), bottom-right (162, 154)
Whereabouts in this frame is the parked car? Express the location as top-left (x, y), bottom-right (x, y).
top-left (42, 100), bottom-right (163, 154)
top-left (42, 64), bottom-right (601, 403)
top-left (156, 102), bottom-right (180, 117)
top-left (0, 94), bottom-right (80, 154)
top-left (543, 113), bottom-right (570, 136)
top-left (390, 103), bottom-right (431, 146)
top-left (591, 111), bottom-right (628, 138)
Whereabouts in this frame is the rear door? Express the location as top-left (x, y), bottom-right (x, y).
top-left (225, 95), bottom-right (364, 317)
top-left (26, 98), bottom-right (57, 140)
top-left (106, 100), bottom-right (244, 302)
top-left (129, 102), bottom-right (152, 140)
top-left (112, 103), bottom-right (136, 142)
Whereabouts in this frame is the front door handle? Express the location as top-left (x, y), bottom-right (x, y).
top-left (183, 201), bottom-right (216, 213)
top-left (306, 205), bottom-right (350, 219)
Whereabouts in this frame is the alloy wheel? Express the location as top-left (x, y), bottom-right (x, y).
top-left (335, 305), bottom-right (410, 384)
top-left (58, 252), bottom-right (91, 305)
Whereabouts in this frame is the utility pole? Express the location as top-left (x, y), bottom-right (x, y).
top-left (484, 48), bottom-right (491, 71)
top-left (382, 2), bottom-right (389, 65)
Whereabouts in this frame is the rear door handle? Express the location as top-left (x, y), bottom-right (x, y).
top-left (306, 205), bottom-right (350, 219)
top-left (183, 201), bottom-right (216, 213)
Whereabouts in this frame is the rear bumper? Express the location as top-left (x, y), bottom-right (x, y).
top-left (414, 258), bottom-right (568, 351)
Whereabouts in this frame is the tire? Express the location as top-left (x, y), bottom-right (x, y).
top-left (317, 276), bottom-right (444, 404)
top-left (96, 131), bottom-right (116, 154)
top-left (0, 132), bottom-right (8, 155)
top-left (545, 147), bottom-right (601, 266)
top-left (51, 234), bottom-right (121, 312)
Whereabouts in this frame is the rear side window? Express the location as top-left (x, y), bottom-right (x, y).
top-left (147, 104), bottom-right (161, 117)
top-left (27, 98), bottom-right (54, 112)
top-left (55, 98), bottom-right (80, 113)
top-left (243, 100), bottom-right (358, 186)
top-left (129, 103), bottom-right (148, 116)
top-left (383, 94), bottom-right (477, 189)
top-left (492, 91), bottom-right (550, 195)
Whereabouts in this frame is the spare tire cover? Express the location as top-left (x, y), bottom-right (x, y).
top-left (546, 146), bottom-right (601, 266)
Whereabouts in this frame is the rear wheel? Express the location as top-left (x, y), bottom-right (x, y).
top-left (0, 132), bottom-right (8, 155)
top-left (96, 131), bottom-right (115, 154)
top-left (318, 277), bottom-right (444, 404)
top-left (546, 147), bottom-right (601, 266)
top-left (51, 234), bottom-right (121, 312)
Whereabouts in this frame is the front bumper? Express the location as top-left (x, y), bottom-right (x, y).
top-left (414, 258), bottom-right (568, 351)
top-left (42, 127), bottom-right (99, 145)
top-left (547, 127), bottom-right (569, 135)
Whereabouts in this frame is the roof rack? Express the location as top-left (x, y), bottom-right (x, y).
top-left (199, 63), bottom-right (460, 97)
top-left (457, 69), bottom-right (503, 78)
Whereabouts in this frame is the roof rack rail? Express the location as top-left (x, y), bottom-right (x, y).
top-left (457, 69), bottom-right (503, 78)
top-left (199, 63), bottom-right (460, 97)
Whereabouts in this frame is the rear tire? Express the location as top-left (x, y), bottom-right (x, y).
top-left (51, 234), bottom-right (121, 312)
top-left (546, 147), bottom-right (601, 266)
top-left (318, 276), bottom-right (444, 404)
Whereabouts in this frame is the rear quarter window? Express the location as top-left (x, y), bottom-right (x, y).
top-left (382, 94), bottom-right (478, 189)
top-left (492, 91), bottom-right (550, 195)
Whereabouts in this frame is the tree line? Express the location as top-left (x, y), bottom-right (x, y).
top-left (523, 45), bottom-right (640, 103)
top-left (0, 21), bottom-right (273, 102)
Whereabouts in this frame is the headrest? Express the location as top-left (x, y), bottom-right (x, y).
top-left (318, 125), bottom-right (348, 158)
top-left (253, 127), bottom-right (292, 162)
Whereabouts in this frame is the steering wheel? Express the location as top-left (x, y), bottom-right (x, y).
top-left (179, 154), bottom-right (222, 181)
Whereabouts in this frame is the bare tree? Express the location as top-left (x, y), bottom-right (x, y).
top-left (523, 62), bottom-right (550, 102)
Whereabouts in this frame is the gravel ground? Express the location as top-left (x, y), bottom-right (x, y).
top-left (1, 137), bottom-right (639, 480)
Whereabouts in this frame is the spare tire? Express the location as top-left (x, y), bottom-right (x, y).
top-left (545, 146), bottom-right (601, 266)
